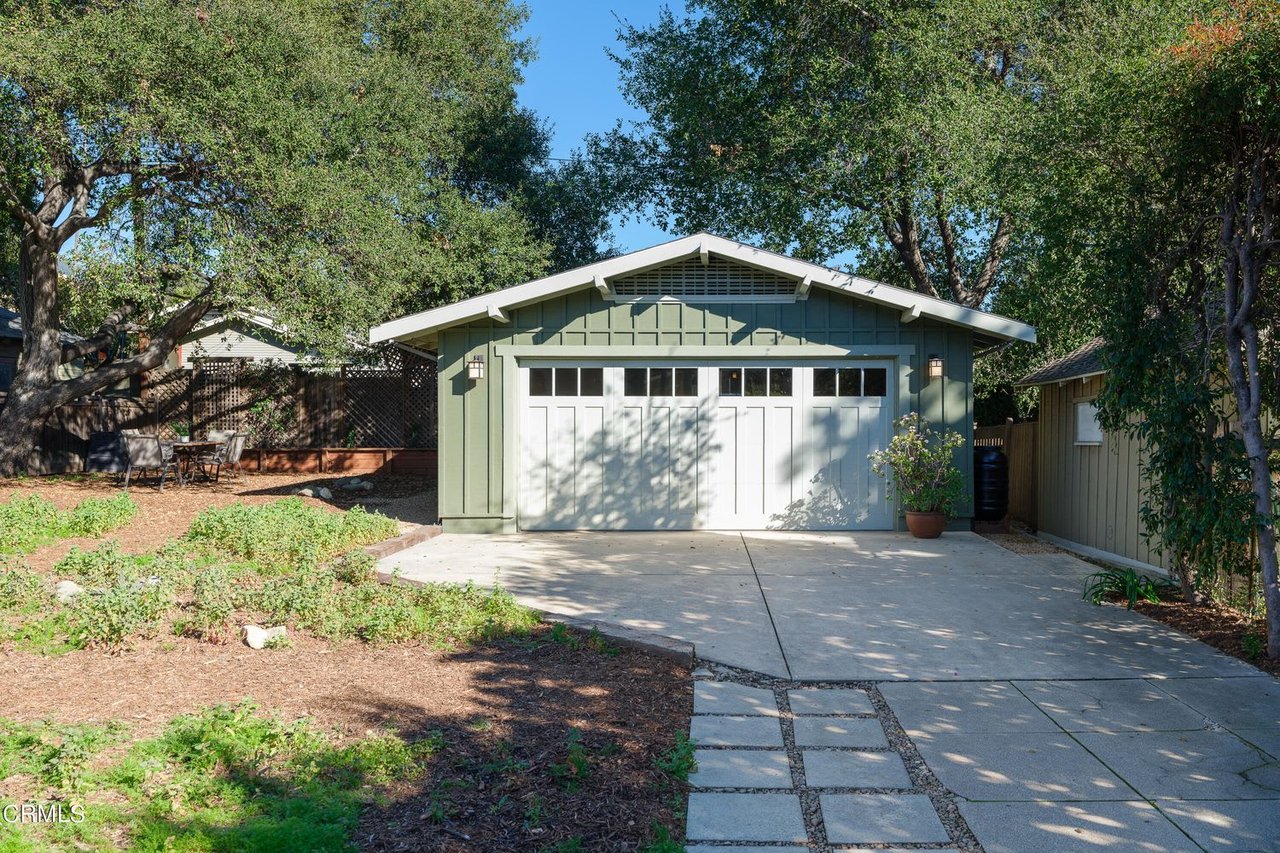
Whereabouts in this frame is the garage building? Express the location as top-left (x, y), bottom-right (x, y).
top-left (371, 234), bottom-right (1035, 533)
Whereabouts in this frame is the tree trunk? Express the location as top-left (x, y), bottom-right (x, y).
top-left (0, 231), bottom-right (213, 477)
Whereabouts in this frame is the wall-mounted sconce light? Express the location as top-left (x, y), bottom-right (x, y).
top-left (467, 354), bottom-right (485, 382)
top-left (927, 355), bottom-right (944, 382)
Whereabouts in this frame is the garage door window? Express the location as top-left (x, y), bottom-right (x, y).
top-left (720, 367), bottom-right (792, 397)
top-left (529, 367), bottom-right (604, 397)
top-left (624, 366), bottom-right (698, 397)
top-left (814, 367), bottom-right (888, 397)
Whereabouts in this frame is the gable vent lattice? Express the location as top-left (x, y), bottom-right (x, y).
top-left (609, 255), bottom-right (799, 300)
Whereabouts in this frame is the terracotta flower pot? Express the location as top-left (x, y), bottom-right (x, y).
top-left (905, 510), bottom-right (947, 539)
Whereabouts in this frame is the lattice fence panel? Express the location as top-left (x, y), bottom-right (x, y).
top-left (149, 369), bottom-right (192, 440)
top-left (344, 363), bottom-right (404, 447)
top-left (401, 354), bottom-right (437, 448)
top-left (192, 358), bottom-right (247, 438)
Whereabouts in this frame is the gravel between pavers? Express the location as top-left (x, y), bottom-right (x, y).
top-left (690, 660), bottom-right (982, 853)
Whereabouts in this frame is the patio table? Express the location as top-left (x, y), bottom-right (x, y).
top-left (165, 440), bottom-right (224, 486)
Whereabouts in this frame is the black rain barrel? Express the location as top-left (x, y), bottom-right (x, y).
top-left (973, 445), bottom-right (1009, 522)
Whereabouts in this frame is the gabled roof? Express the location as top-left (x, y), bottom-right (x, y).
top-left (1016, 336), bottom-right (1106, 386)
top-left (370, 233), bottom-right (1037, 348)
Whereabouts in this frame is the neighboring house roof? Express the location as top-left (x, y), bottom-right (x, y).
top-left (370, 232), bottom-right (1038, 349)
top-left (1016, 336), bottom-right (1106, 386)
top-left (0, 306), bottom-right (83, 345)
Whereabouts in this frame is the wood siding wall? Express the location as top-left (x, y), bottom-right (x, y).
top-left (437, 286), bottom-right (975, 531)
top-left (1036, 376), bottom-right (1170, 570)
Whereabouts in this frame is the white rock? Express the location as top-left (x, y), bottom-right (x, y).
top-left (242, 624), bottom-right (288, 650)
top-left (54, 580), bottom-right (84, 604)
top-left (296, 487), bottom-right (315, 498)
top-left (317, 487), bottom-right (333, 500)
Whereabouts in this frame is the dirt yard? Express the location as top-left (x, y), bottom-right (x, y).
top-left (1, 471), bottom-right (437, 573)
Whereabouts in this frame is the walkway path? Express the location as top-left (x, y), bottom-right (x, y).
top-left (381, 530), bottom-right (1280, 850)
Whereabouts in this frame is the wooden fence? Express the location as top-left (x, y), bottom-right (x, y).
top-left (6, 351), bottom-right (438, 475)
top-left (974, 419), bottom-right (1038, 530)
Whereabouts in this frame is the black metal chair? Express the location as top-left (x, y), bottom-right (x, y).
top-left (122, 433), bottom-right (178, 491)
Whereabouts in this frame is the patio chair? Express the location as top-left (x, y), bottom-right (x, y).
top-left (122, 433), bottom-right (178, 491)
top-left (197, 432), bottom-right (246, 483)
top-left (207, 429), bottom-right (234, 444)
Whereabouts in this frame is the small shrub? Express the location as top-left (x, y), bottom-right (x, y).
top-left (0, 561), bottom-right (46, 613)
top-left (62, 493), bottom-right (137, 538)
top-left (70, 580), bottom-right (172, 648)
top-left (0, 492), bottom-right (136, 555)
top-left (332, 549), bottom-right (376, 584)
top-left (0, 494), bottom-right (62, 553)
top-left (655, 730), bottom-right (697, 783)
top-left (1082, 566), bottom-right (1178, 610)
top-left (187, 566), bottom-right (238, 641)
top-left (0, 719), bottom-right (124, 792)
top-left (1242, 633), bottom-right (1266, 660)
top-left (55, 541), bottom-right (137, 587)
top-left (869, 412), bottom-right (966, 515)
top-left (547, 728), bottom-right (590, 791)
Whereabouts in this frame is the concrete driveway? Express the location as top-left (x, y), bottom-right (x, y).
top-left (383, 531), bottom-right (1280, 851)
top-left (381, 530), bottom-right (1258, 682)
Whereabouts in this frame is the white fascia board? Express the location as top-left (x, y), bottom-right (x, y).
top-left (368, 232), bottom-right (1038, 345)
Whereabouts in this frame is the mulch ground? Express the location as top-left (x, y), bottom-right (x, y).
top-left (1, 471), bottom-right (435, 573)
top-left (0, 628), bottom-right (692, 851)
top-left (982, 528), bottom-right (1278, 676)
top-left (1132, 598), bottom-right (1279, 677)
top-left (1, 473), bottom-right (690, 849)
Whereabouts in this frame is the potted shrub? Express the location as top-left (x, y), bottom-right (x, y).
top-left (870, 413), bottom-right (965, 539)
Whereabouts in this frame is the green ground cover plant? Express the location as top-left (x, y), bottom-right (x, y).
top-left (0, 703), bottom-right (441, 852)
top-left (2, 499), bottom-right (536, 654)
top-left (186, 498), bottom-right (398, 572)
top-left (0, 493), bottom-right (135, 555)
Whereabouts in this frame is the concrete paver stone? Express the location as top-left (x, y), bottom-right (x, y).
top-left (788, 688), bottom-right (875, 716)
top-left (690, 714), bottom-right (784, 748)
top-left (803, 749), bottom-right (913, 789)
top-left (689, 749), bottom-right (792, 789)
top-left (820, 793), bottom-right (950, 845)
top-left (686, 792), bottom-right (807, 842)
top-left (694, 681), bottom-right (780, 717)
top-left (792, 716), bottom-right (888, 748)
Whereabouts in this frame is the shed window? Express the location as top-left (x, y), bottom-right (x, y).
top-left (0, 357), bottom-right (14, 391)
top-left (1076, 401), bottom-right (1103, 445)
top-left (554, 367), bottom-right (578, 396)
top-left (624, 368), bottom-right (647, 396)
top-left (580, 368), bottom-right (604, 396)
top-left (674, 368), bottom-right (698, 397)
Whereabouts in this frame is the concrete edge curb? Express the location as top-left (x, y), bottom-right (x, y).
top-left (364, 524), bottom-right (443, 560)
top-left (539, 611), bottom-right (696, 668)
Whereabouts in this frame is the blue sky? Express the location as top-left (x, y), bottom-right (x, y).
top-left (516, 1), bottom-right (675, 253)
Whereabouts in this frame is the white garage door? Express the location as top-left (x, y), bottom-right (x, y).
top-left (519, 362), bottom-right (893, 531)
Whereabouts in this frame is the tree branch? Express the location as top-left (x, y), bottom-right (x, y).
top-left (969, 213), bottom-right (1013, 306)
top-left (933, 191), bottom-right (965, 302)
top-left (880, 207), bottom-right (938, 298)
top-left (51, 290), bottom-right (214, 402)
top-left (60, 301), bottom-right (141, 364)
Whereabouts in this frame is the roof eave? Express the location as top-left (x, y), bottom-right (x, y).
top-left (369, 233), bottom-right (1038, 346)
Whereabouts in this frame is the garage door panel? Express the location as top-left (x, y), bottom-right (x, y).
top-left (520, 361), bottom-right (895, 531)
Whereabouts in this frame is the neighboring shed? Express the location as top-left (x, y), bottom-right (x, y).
top-left (373, 233), bottom-right (1036, 534)
top-left (1017, 338), bottom-right (1171, 572)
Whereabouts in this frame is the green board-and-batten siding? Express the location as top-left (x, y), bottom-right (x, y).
top-left (1035, 375), bottom-right (1170, 572)
top-left (437, 286), bottom-right (976, 533)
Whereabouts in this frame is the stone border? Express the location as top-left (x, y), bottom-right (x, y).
top-left (365, 524), bottom-right (442, 561)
